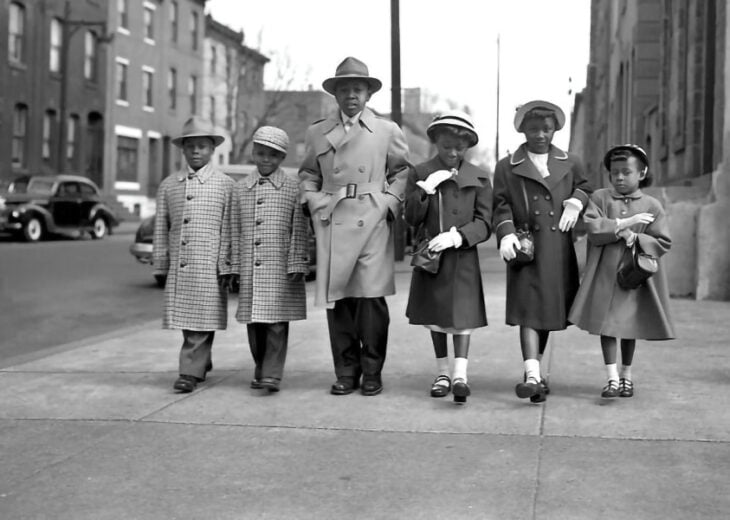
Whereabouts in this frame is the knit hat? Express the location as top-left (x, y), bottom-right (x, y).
top-left (252, 126), bottom-right (289, 154)
top-left (322, 57), bottom-right (382, 95)
top-left (426, 110), bottom-right (479, 147)
top-left (513, 100), bottom-right (566, 132)
top-left (171, 116), bottom-right (225, 148)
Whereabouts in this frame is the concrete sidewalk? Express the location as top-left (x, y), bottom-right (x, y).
top-left (1, 241), bottom-right (729, 519)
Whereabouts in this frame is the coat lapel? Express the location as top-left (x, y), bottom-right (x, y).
top-left (510, 144), bottom-right (571, 191)
top-left (511, 145), bottom-right (549, 189)
top-left (322, 112), bottom-right (345, 150)
top-left (544, 146), bottom-right (571, 190)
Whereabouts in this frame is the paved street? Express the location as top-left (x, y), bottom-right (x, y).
top-left (1, 240), bottom-right (729, 519)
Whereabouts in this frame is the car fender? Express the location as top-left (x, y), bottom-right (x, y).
top-left (89, 204), bottom-right (119, 227)
top-left (15, 203), bottom-right (57, 232)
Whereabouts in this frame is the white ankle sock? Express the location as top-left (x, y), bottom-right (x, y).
top-left (453, 357), bottom-right (468, 382)
top-left (524, 359), bottom-right (540, 383)
top-left (436, 357), bottom-right (449, 376)
top-left (606, 363), bottom-right (619, 382)
top-left (620, 365), bottom-right (632, 380)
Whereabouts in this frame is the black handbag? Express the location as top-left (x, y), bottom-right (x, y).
top-left (410, 191), bottom-right (443, 274)
top-left (508, 178), bottom-right (535, 265)
top-left (616, 242), bottom-right (658, 290)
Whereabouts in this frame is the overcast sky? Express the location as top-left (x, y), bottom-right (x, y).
top-left (206, 0), bottom-right (591, 168)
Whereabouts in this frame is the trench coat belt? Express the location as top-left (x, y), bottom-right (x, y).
top-left (320, 180), bottom-right (386, 221)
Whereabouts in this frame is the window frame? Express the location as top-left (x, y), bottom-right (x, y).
top-left (9, 2), bottom-right (25, 64)
top-left (49, 18), bottom-right (63, 73)
top-left (12, 104), bottom-right (28, 168)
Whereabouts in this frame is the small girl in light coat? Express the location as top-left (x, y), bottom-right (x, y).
top-left (569, 144), bottom-right (675, 399)
top-left (230, 126), bottom-right (309, 393)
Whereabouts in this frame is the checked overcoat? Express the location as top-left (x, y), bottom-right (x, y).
top-left (153, 163), bottom-right (234, 330)
top-left (231, 168), bottom-right (308, 323)
top-left (299, 107), bottom-right (410, 307)
top-left (492, 143), bottom-right (592, 330)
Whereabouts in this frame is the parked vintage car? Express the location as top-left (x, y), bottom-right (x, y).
top-left (0, 174), bottom-right (119, 242)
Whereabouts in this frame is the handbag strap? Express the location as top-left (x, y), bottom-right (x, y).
top-left (520, 177), bottom-right (530, 230)
top-left (437, 190), bottom-right (443, 233)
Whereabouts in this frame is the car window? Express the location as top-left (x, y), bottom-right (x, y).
top-left (26, 178), bottom-right (55, 195)
top-left (79, 183), bottom-right (97, 196)
top-left (58, 182), bottom-right (81, 196)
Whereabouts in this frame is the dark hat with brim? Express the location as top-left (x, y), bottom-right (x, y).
top-left (603, 144), bottom-right (649, 170)
top-left (426, 110), bottom-right (479, 147)
top-left (514, 100), bottom-right (566, 132)
top-left (172, 116), bottom-right (225, 148)
top-left (322, 56), bottom-right (382, 95)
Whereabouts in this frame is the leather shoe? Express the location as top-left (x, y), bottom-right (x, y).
top-left (361, 376), bottom-right (383, 396)
top-left (173, 374), bottom-right (201, 393)
top-left (331, 376), bottom-right (358, 395)
top-left (260, 377), bottom-right (281, 393)
top-left (530, 379), bottom-right (549, 403)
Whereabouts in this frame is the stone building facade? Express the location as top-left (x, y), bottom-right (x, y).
top-left (572, 0), bottom-right (730, 300)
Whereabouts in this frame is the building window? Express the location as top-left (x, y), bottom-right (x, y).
top-left (117, 136), bottom-right (139, 182)
top-left (209, 96), bottom-right (216, 125)
top-left (118, 0), bottom-right (128, 31)
top-left (190, 11), bottom-right (199, 50)
top-left (169, 1), bottom-right (178, 43)
top-left (9, 2), bottom-right (25, 63)
top-left (143, 68), bottom-right (154, 109)
top-left (84, 31), bottom-right (98, 81)
top-left (43, 110), bottom-right (57, 162)
top-left (12, 104), bottom-right (28, 168)
top-left (50, 18), bottom-right (62, 73)
top-left (143, 3), bottom-right (155, 42)
top-left (210, 44), bottom-right (217, 75)
top-left (189, 75), bottom-right (197, 115)
top-left (67, 114), bottom-right (79, 166)
top-left (168, 67), bottom-right (177, 110)
top-left (116, 59), bottom-right (129, 102)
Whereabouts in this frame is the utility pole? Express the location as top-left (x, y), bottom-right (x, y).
top-left (390, 0), bottom-right (406, 260)
top-left (495, 34), bottom-right (500, 164)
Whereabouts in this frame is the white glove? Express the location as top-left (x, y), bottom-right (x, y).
top-left (558, 202), bottom-right (581, 232)
top-left (428, 226), bottom-right (463, 252)
top-left (499, 233), bottom-right (520, 261)
top-left (616, 213), bottom-right (655, 231)
top-left (416, 169), bottom-right (455, 195)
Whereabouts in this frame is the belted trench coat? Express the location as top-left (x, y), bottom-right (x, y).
top-left (492, 144), bottom-right (591, 330)
top-left (299, 107), bottom-right (410, 307)
top-left (153, 163), bottom-right (234, 330)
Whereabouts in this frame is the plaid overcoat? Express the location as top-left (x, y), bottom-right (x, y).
top-left (153, 163), bottom-right (234, 330)
top-left (231, 168), bottom-right (308, 323)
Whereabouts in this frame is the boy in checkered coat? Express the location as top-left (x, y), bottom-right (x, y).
top-left (230, 127), bottom-right (309, 392)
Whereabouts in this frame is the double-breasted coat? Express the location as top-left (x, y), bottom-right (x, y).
top-left (404, 157), bottom-right (492, 330)
top-left (231, 168), bottom-right (308, 324)
top-left (492, 144), bottom-right (592, 330)
top-left (153, 163), bottom-right (234, 330)
top-left (569, 188), bottom-right (675, 339)
top-left (299, 107), bottom-right (410, 307)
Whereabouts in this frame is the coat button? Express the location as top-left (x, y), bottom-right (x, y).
top-left (357, 220), bottom-right (364, 227)
top-left (256, 219), bottom-right (263, 225)
top-left (620, 210), bottom-right (627, 215)
top-left (534, 210), bottom-right (540, 216)
top-left (334, 167), bottom-right (340, 174)
top-left (624, 199), bottom-right (629, 204)
top-left (257, 198), bottom-right (264, 204)
top-left (187, 195), bottom-right (193, 200)
top-left (548, 210), bottom-right (555, 216)
top-left (534, 225), bottom-right (541, 231)
top-left (358, 166), bottom-right (365, 172)
top-left (452, 209), bottom-right (458, 215)
top-left (532, 195), bottom-right (539, 201)
top-left (183, 218), bottom-right (189, 224)
top-left (254, 239), bottom-right (261, 246)
top-left (254, 260), bottom-right (261, 266)
top-left (180, 261), bottom-right (187, 267)
top-left (551, 225), bottom-right (557, 231)
top-left (181, 239), bottom-right (187, 246)
top-left (545, 195), bottom-right (552, 201)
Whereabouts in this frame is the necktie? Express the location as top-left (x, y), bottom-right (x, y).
top-left (344, 120), bottom-right (353, 133)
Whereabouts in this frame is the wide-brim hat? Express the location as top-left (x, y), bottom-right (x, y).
top-left (603, 144), bottom-right (649, 170)
top-left (172, 116), bottom-right (225, 148)
top-left (252, 126), bottom-right (289, 154)
top-left (322, 56), bottom-right (382, 95)
top-left (514, 100), bottom-right (566, 132)
top-left (426, 110), bottom-right (479, 147)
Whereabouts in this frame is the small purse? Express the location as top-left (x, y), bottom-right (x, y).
top-left (410, 190), bottom-right (444, 274)
top-left (616, 242), bottom-right (658, 290)
top-left (509, 178), bottom-right (535, 265)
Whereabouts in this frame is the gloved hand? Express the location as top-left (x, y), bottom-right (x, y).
top-left (616, 212), bottom-right (655, 231)
top-left (558, 202), bottom-right (581, 232)
top-left (617, 228), bottom-right (637, 246)
top-left (428, 226), bottom-right (463, 252)
top-left (287, 272), bottom-right (305, 283)
top-left (499, 233), bottom-right (521, 261)
top-left (416, 169), bottom-right (455, 195)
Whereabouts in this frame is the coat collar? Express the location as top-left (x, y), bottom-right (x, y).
top-left (509, 143), bottom-right (571, 190)
top-left (420, 156), bottom-right (487, 189)
top-left (177, 162), bottom-right (215, 183)
top-left (609, 188), bottom-right (643, 200)
top-left (321, 107), bottom-right (376, 149)
top-left (243, 167), bottom-right (286, 190)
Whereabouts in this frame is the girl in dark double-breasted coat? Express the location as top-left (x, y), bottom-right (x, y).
top-left (405, 111), bottom-right (492, 404)
top-left (492, 100), bottom-right (592, 403)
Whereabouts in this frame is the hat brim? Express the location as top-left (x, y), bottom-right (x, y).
top-left (603, 145), bottom-right (649, 170)
top-left (252, 140), bottom-right (287, 154)
top-left (426, 117), bottom-right (479, 147)
top-left (172, 133), bottom-right (225, 148)
top-left (322, 75), bottom-right (382, 95)
top-left (514, 100), bottom-right (566, 132)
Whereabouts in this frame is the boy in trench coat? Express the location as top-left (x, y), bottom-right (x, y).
top-left (153, 117), bottom-right (235, 393)
top-left (299, 56), bottom-right (410, 396)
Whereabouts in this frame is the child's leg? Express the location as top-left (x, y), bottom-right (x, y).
top-left (261, 321), bottom-right (289, 382)
top-left (453, 334), bottom-right (470, 382)
top-left (431, 331), bottom-right (449, 375)
top-left (619, 339), bottom-right (636, 380)
top-left (246, 323), bottom-right (266, 382)
top-left (519, 326), bottom-right (541, 383)
top-left (600, 335), bottom-right (620, 397)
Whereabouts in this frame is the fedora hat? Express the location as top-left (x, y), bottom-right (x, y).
top-left (252, 126), bottom-right (289, 154)
top-left (322, 57), bottom-right (382, 95)
top-left (426, 110), bottom-right (479, 147)
top-left (603, 144), bottom-right (649, 170)
top-left (172, 116), bottom-right (225, 148)
top-left (513, 100), bottom-right (566, 132)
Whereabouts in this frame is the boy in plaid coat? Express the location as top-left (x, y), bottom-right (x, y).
top-left (230, 127), bottom-right (309, 392)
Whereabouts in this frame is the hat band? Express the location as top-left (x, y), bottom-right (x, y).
top-left (432, 115), bottom-right (475, 129)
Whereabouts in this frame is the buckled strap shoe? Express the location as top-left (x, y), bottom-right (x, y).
top-left (452, 378), bottom-right (471, 404)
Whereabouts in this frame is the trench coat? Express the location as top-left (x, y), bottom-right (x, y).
top-left (569, 188), bottom-right (675, 339)
top-left (299, 107), bottom-right (410, 307)
top-left (492, 144), bottom-right (592, 330)
top-left (153, 163), bottom-right (234, 330)
top-left (231, 168), bottom-right (308, 324)
top-left (404, 157), bottom-right (492, 330)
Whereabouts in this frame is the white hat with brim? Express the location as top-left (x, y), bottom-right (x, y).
top-left (172, 116), bottom-right (225, 148)
top-left (426, 110), bottom-right (479, 147)
top-left (514, 100), bottom-right (566, 132)
top-left (322, 56), bottom-right (382, 95)
top-left (252, 126), bottom-right (289, 155)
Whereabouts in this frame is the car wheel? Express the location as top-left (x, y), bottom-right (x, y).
top-left (154, 274), bottom-right (167, 288)
top-left (22, 217), bottom-right (44, 242)
top-left (91, 217), bottom-right (107, 239)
